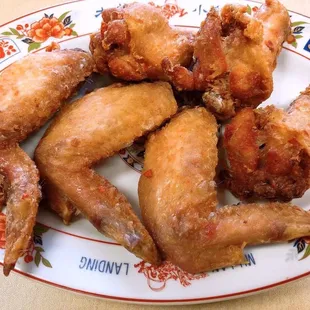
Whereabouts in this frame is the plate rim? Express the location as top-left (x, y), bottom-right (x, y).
top-left (2, 262), bottom-right (309, 305)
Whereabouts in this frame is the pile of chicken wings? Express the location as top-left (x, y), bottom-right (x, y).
top-left (1, 0), bottom-right (309, 276)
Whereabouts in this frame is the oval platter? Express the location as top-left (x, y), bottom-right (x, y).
top-left (0, 0), bottom-right (310, 305)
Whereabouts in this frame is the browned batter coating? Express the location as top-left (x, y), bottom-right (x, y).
top-left (0, 50), bottom-right (94, 275)
top-left (139, 108), bottom-right (310, 273)
top-left (90, 3), bottom-right (194, 80)
top-left (223, 86), bottom-right (310, 201)
top-left (35, 82), bottom-right (178, 264)
top-left (163, 0), bottom-right (290, 119)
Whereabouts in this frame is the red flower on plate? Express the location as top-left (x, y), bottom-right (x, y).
top-left (1, 11), bottom-right (77, 52)
top-left (0, 40), bottom-right (17, 59)
top-left (45, 41), bottom-right (60, 52)
top-left (28, 17), bottom-right (66, 42)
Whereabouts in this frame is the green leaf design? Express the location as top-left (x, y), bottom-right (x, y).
top-left (291, 21), bottom-right (308, 27)
top-left (1, 31), bottom-right (13, 35)
top-left (34, 246), bottom-right (44, 253)
top-left (34, 251), bottom-right (41, 267)
top-left (71, 30), bottom-right (78, 36)
top-left (294, 35), bottom-right (303, 39)
top-left (58, 11), bottom-right (71, 22)
top-left (291, 41), bottom-right (298, 48)
top-left (246, 4), bottom-right (252, 15)
top-left (69, 23), bottom-right (76, 28)
top-left (28, 42), bottom-right (41, 52)
top-left (9, 28), bottom-right (20, 36)
top-left (33, 224), bottom-right (49, 236)
top-left (16, 35), bottom-right (25, 39)
top-left (42, 257), bottom-right (52, 268)
top-left (299, 244), bottom-right (310, 261)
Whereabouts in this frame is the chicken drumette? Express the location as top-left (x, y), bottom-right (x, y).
top-left (223, 86), bottom-right (310, 201)
top-left (90, 2), bottom-right (194, 80)
top-left (35, 82), bottom-right (178, 265)
top-left (163, 0), bottom-right (290, 119)
top-left (0, 50), bottom-right (94, 275)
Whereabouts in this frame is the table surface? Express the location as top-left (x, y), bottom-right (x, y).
top-left (0, 0), bottom-right (310, 309)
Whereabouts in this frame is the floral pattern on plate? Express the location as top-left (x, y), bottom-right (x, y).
top-left (0, 213), bottom-right (52, 268)
top-left (134, 260), bottom-right (208, 291)
top-left (0, 38), bottom-right (20, 63)
top-left (1, 11), bottom-right (78, 52)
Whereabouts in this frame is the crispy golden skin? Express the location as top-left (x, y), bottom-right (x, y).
top-left (139, 108), bottom-right (310, 273)
top-left (163, 0), bottom-right (290, 119)
top-left (0, 50), bottom-right (94, 275)
top-left (35, 82), bottom-right (178, 264)
top-left (0, 146), bottom-right (40, 276)
top-left (224, 86), bottom-right (310, 201)
top-left (89, 3), bottom-right (194, 80)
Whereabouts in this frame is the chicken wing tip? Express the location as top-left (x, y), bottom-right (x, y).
top-left (3, 263), bottom-right (14, 277)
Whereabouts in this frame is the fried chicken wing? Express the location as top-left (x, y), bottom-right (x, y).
top-left (44, 182), bottom-right (76, 225)
top-left (90, 3), bottom-right (194, 80)
top-left (224, 86), bottom-right (310, 201)
top-left (35, 82), bottom-right (178, 264)
top-left (163, 0), bottom-right (290, 119)
top-left (139, 108), bottom-right (310, 273)
top-left (0, 50), bottom-right (94, 275)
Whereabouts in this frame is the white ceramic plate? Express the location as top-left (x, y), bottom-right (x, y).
top-left (0, 0), bottom-right (310, 305)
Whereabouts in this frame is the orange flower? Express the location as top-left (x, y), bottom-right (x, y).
top-left (286, 34), bottom-right (296, 44)
top-left (28, 17), bottom-right (65, 42)
top-left (0, 213), bottom-right (6, 249)
top-left (64, 28), bottom-right (72, 36)
top-left (45, 41), bottom-right (60, 52)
